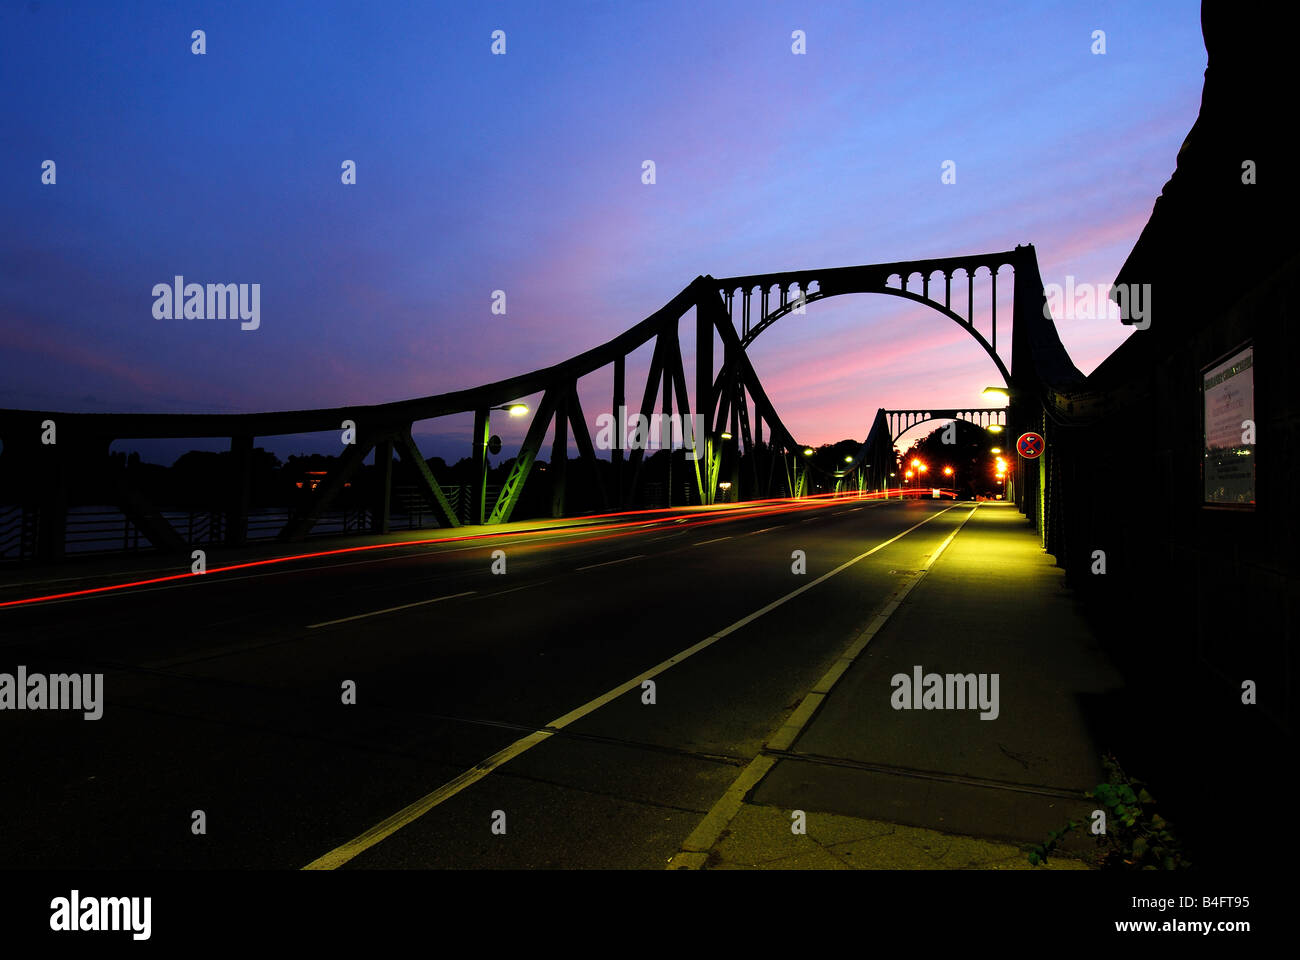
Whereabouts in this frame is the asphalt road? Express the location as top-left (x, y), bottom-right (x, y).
top-left (0, 496), bottom-right (969, 869)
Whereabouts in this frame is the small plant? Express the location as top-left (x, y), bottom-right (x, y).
top-left (1027, 753), bottom-right (1190, 870)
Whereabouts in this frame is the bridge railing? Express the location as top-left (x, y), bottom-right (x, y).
top-left (0, 488), bottom-right (482, 562)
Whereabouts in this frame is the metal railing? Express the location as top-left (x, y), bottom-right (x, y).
top-left (0, 485), bottom-right (502, 562)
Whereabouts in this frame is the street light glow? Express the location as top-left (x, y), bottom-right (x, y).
top-left (505, 403), bottom-right (529, 417)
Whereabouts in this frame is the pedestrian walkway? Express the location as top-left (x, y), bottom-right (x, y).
top-left (670, 502), bottom-right (1121, 869)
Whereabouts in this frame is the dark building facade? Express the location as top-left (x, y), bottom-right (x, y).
top-left (1021, 4), bottom-right (1297, 856)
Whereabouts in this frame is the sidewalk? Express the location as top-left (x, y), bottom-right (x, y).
top-left (670, 502), bottom-right (1122, 870)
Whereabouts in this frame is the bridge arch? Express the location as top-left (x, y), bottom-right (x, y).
top-left (718, 251), bottom-right (1025, 392)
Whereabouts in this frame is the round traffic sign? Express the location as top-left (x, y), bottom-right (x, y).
top-left (488, 434), bottom-right (502, 455)
top-left (1016, 432), bottom-right (1045, 459)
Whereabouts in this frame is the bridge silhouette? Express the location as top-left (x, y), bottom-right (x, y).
top-left (0, 243), bottom-right (1081, 561)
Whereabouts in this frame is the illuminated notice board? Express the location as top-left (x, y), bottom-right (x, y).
top-left (1202, 345), bottom-right (1254, 506)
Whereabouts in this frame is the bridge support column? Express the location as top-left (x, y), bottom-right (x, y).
top-left (372, 437), bottom-right (393, 534)
top-left (225, 434), bottom-right (252, 546)
top-left (662, 359), bottom-right (673, 507)
top-left (613, 355), bottom-right (625, 507)
top-left (550, 393), bottom-right (568, 517)
top-left (696, 302), bottom-right (713, 505)
top-left (473, 408), bottom-right (489, 525)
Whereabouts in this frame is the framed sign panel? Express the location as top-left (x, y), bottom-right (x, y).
top-left (1202, 344), bottom-right (1254, 506)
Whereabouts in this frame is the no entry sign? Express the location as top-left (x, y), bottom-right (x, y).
top-left (1016, 432), bottom-right (1045, 459)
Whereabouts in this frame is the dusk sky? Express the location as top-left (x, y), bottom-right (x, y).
top-left (1, 1), bottom-right (1206, 465)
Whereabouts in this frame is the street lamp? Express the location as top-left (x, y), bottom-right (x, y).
top-left (474, 403), bottom-right (531, 524)
top-left (982, 386), bottom-right (1010, 403)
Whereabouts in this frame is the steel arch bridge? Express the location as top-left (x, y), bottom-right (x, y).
top-left (882, 408), bottom-right (1007, 442)
top-left (0, 244), bottom-right (1081, 560)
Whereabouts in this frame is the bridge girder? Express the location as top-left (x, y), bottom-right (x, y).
top-left (0, 246), bottom-right (1082, 559)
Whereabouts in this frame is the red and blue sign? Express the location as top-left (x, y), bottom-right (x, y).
top-left (1016, 432), bottom-right (1045, 459)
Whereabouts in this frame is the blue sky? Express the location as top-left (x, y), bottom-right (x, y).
top-left (0, 0), bottom-right (1206, 463)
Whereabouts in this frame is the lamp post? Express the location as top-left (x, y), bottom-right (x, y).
top-left (474, 403), bottom-right (529, 524)
top-left (983, 385), bottom-right (1016, 504)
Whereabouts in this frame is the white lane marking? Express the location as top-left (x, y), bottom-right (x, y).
top-left (749, 526), bottom-right (781, 535)
top-left (575, 555), bottom-right (645, 572)
top-left (305, 591), bottom-right (476, 629)
top-left (692, 536), bottom-right (732, 546)
top-left (667, 506), bottom-right (978, 869)
top-left (302, 505), bottom-right (955, 871)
